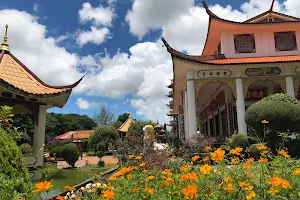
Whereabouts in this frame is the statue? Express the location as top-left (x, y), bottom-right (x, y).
top-left (143, 125), bottom-right (155, 154)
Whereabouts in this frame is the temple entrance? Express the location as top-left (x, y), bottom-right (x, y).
top-left (196, 81), bottom-right (235, 140)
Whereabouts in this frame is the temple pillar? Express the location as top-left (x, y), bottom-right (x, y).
top-left (187, 71), bottom-right (197, 139)
top-left (33, 105), bottom-right (47, 167)
top-left (184, 91), bottom-right (189, 139)
top-left (235, 78), bottom-right (247, 135)
top-left (285, 76), bottom-right (295, 97)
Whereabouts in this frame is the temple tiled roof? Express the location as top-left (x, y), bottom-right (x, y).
top-left (55, 130), bottom-right (94, 140)
top-left (117, 115), bottom-right (134, 133)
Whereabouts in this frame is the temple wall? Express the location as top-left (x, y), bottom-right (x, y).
top-left (221, 30), bottom-right (300, 58)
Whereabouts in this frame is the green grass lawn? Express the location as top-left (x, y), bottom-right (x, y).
top-left (34, 164), bottom-right (116, 199)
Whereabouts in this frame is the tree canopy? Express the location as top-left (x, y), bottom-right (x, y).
top-left (116, 112), bottom-right (130, 123)
top-left (93, 106), bottom-right (115, 125)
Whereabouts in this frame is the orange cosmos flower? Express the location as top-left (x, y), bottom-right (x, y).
top-left (205, 190), bottom-right (214, 197)
top-left (223, 183), bottom-right (234, 193)
top-left (230, 147), bottom-right (243, 155)
top-left (211, 148), bottom-right (225, 161)
top-left (139, 162), bottom-right (146, 167)
top-left (203, 157), bottom-right (209, 162)
top-left (279, 149), bottom-right (290, 158)
top-left (180, 165), bottom-right (192, 173)
top-left (182, 185), bottom-right (198, 199)
top-left (267, 187), bottom-right (278, 195)
top-left (56, 196), bottom-right (64, 200)
top-left (256, 144), bottom-right (267, 151)
top-left (135, 155), bottom-right (143, 160)
top-left (191, 155), bottom-right (200, 162)
top-left (246, 191), bottom-right (256, 200)
top-left (144, 188), bottom-right (154, 195)
top-left (246, 158), bottom-right (254, 163)
top-left (126, 174), bottom-right (132, 180)
top-left (102, 190), bottom-right (114, 200)
top-left (146, 175), bottom-right (155, 181)
top-left (162, 169), bottom-right (173, 176)
top-left (281, 180), bottom-right (291, 189)
top-left (292, 168), bottom-right (300, 176)
top-left (260, 150), bottom-right (269, 156)
top-left (205, 146), bottom-right (212, 151)
top-left (180, 172), bottom-right (198, 182)
top-left (242, 163), bottom-right (252, 170)
top-left (266, 176), bottom-right (290, 188)
top-left (32, 181), bottom-right (53, 193)
top-left (200, 164), bottom-right (212, 175)
top-left (231, 157), bottom-right (240, 165)
top-left (258, 157), bottom-right (268, 163)
top-left (132, 187), bottom-right (140, 193)
top-left (143, 169), bottom-right (149, 173)
top-left (128, 155), bottom-right (135, 159)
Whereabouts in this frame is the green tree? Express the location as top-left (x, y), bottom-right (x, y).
top-left (127, 120), bottom-right (155, 138)
top-left (116, 112), bottom-right (130, 123)
top-left (61, 143), bottom-right (79, 168)
top-left (13, 115), bottom-right (34, 145)
top-left (88, 125), bottom-right (119, 152)
top-left (93, 106), bottom-right (115, 125)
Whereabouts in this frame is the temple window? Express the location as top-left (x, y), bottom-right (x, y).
top-left (234, 34), bottom-right (256, 53)
top-left (274, 31), bottom-right (297, 51)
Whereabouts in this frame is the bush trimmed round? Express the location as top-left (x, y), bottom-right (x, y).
top-left (248, 144), bottom-right (262, 159)
top-left (61, 143), bottom-right (79, 167)
top-left (226, 134), bottom-right (249, 149)
top-left (0, 128), bottom-right (32, 199)
top-left (98, 160), bottom-right (105, 167)
top-left (49, 146), bottom-right (63, 158)
top-left (245, 93), bottom-right (300, 135)
top-left (19, 143), bottom-right (32, 154)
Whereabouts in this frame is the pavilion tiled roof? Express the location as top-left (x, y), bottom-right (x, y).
top-left (55, 130), bottom-right (94, 140)
top-left (117, 115), bottom-right (134, 133)
top-left (0, 51), bottom-right (83, 97)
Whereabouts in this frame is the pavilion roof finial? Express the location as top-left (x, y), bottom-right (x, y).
top-left (269, 0), bottom-right (275, 11)
top-left (0, 24), bottom-right (9, 51)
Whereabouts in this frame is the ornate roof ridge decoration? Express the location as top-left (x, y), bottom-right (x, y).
top-left (0, 24), bottom-right (9, 51)
top-left (162, 38), bottom-right (225, 62)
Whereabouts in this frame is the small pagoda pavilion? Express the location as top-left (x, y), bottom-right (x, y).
top-left (117, 115), bottom-right (134, 139)
top-left (165, 0), bottom-right (300, 140)
top-left (0, 25), bottom-right (82, 179)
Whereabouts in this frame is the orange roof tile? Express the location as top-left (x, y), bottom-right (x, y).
top-left (55, 130), bottom-right (94, 140)
top-left (203, 55), bottom-right (300, 65)
top-left (117, 115), bottom-right (134, 133)
top-left (0, 51), bottom-right (83, 97)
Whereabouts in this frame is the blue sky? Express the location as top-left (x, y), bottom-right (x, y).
top-left (0, 0), bottom-right (298, 123)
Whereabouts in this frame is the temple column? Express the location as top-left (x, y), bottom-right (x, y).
top-left (285, 76), bottom-right (295, 97)
top-left (33, 105), bottom-right (47, 167)
top-left (235, 78), bottom-right (247, 135)
top-left (184, 91), bottom-right (189, 139)
top-left (187, 71), bottom-right (197, 139)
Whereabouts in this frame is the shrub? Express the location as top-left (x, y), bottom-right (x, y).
top-left (96, 151), bottom-right (105, 159)
top-left (49, 146), bottom-right (63, 158)
top-left (97, 160), bottom-right (105, 167)
top-left (225, 134), bottom-right (250, 149)
top-left (245, 93), bottom-right (300, 135)
top-left (61, 143), bottom-right (79, 168)
top-left (58, 140), bottom-right (70, 146)
top-left (248, 144), bottom-right (262, 159)
top-left (286, 138), bottom-right (300, 158)
top-left (0, 128), bottom-right (32, 199)
top-left (19, 143), bottom-right (32, 154)
top-left (88, 125), bottom-right (119, 152)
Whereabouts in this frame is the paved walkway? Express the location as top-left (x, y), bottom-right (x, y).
top-left (57, 156), bottom-right (118, 168)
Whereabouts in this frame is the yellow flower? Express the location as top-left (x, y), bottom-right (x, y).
top-left (162, 169), bottom-right (173, 176)
top-left (200, 164), bottom-right (212, 175)
top-left (191, 155), bottom-right (200, 162)
top-left (182, 185), bottom-right (197, 199)
top-left (223, 183), bottom-right (234, 193)
top-left (64, 185), bottom-right (76, 191)
top-left (211, 148), bottom-right (225, 161)
top-left (32, 181), bottom-right (53, 193)
top-left (146, 175), bottom-right (155, 181)
top-left (128, 155), bottom-right (135, 159)
top-left (261, 120), bottom-right (269, 124)
top-left (279, 149), bottom-right (290, 158)
top-left (267, 187), bottom-right (278, 195)
top-left (258, 157), bottom-right (268, 163)
top-left (239, 182), bottom-right (253, 191)
top-left (231, 157), bottom-right (240, 165)
top-left (126, 174), bottom-right (132, 180)
top-left (246, 191), bottom-right (256, 200)
top-left (140, 162), bottom-right (146, 167)
top-left (256, 144), bottom-right (267, 150)
top-left (230, 147), bottom-right (243, 155)
top-left (205, 146), bottom-right (212, 151)
top-left (246, 158), bottom-right (254, 163)
top-left (180, 165), bottom-right (192, 173)
top-left (242, 163), bottom-right (252, 170)
top-left (292, 168), bottom-right (300, 176)
top-left (144, 188), bottom-right (154, 195)
top-left (102, 190), bottom-right (114, 200)
top-left (143, 169), bottom-right (149, 173)
top-left (135, 155), bottom-right (143, 160)
top-left (203, 157), bottom-right (209, 162)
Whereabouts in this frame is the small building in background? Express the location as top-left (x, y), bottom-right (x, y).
top-left (117, 115), bottom-right (134, 139)
top-left (55, 130), bottom-right (94, 151)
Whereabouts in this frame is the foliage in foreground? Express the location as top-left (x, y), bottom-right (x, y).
top-left (54, 145), bottom-right (300, 200)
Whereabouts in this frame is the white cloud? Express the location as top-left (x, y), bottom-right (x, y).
top-left (78, 2), bottom-right (114, 27)
top-left (76, 26), bottom-right (111, 46)
top-left (33, 3), bottom-right (43, 13)
top-left (76, 98), bottom-right (100, 110)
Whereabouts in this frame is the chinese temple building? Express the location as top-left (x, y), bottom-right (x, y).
top-left (0, 25), bottom-right (82, 179)
top-left (164, 0), bottom-right (300, 140)
top-left (117, 115), bottom-right (134, 139)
